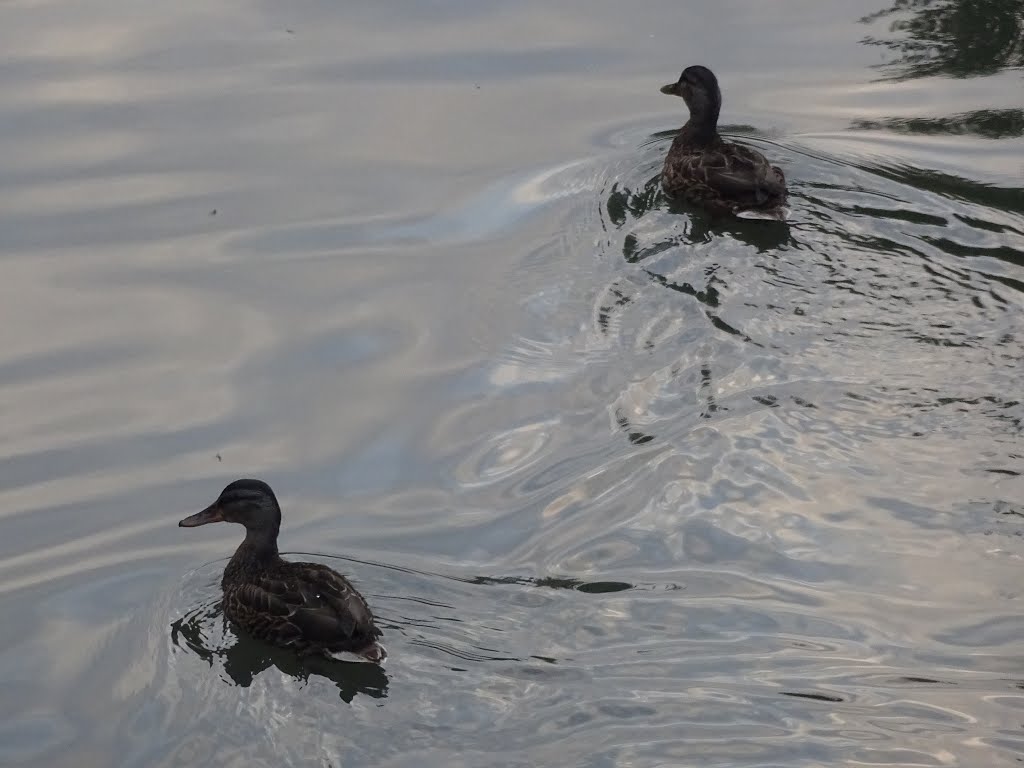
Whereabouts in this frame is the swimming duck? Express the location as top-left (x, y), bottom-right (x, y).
top-left (179, 479), bottom-right (386, 663)
top-left (659, 65), bottom-right (787, 218)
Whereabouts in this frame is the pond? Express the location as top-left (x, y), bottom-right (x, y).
top-left (0, 1), bottom-right (1022, 766)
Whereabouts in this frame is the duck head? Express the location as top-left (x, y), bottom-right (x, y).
top-left (179, 478), bottom-right (282, 534)
top-left (661, 65), bottom-right (722, 130)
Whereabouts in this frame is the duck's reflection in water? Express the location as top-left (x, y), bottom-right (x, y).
top-left (171, 602), bottom-right (389, 703)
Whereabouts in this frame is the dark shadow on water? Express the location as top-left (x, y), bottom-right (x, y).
top-left (854, 160), bottom-right (1024, 218)
top-left (781, 691), bottom-right (845, 703)
top-left (859, 0), bottom-right (1024, 80)
top-left (465, 575), bottom-right (634, 593)
top-left (612, 357), bottom-right (743, 447)
top-left (600, 155), bottom-right (783, 360)
top-left (851, 109), bottom-right (1024, 140)
top-left (606, 176), bottom-right (664, 234)
top-left (600, 140), bottom-right (793, 449)
top-left (615, 407), bottom-right (656, 446)
top-left (606, 172), bottom-right (793, 260)
top-left (853, 0), bottom-right (1023, 181)
top-left (639, 267), bottom-right (721, 308)
top-left (170, 601), bottom-right (389, 703)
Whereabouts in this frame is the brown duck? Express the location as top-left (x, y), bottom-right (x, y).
top-left (659, 65), bottom-right (787, 218)
top-left (179, 479), bottom-right (386, 663)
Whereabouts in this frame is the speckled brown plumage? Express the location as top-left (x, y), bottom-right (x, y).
top-left (659, 65), bottom-right (787, 218)
top-left (180, 479), bottom-right (385, 663)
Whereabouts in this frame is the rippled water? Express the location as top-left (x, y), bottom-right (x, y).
top-left (1, 0), bottom-right (1023, 766)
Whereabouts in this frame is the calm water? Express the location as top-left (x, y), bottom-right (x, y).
top-left (1, 1), bottom-right (1023, 766)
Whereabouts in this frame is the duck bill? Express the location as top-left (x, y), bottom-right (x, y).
top-left (660, 82), bottom-right (680, 96)
top-left (178, 503), bottom-right (224, 528)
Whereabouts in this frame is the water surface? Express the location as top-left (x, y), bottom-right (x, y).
top-left (1, 0), bottom-right (1023, 766)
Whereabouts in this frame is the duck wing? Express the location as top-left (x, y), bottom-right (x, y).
top-left (702, 143), bottom-right (786, 207)
top-left (226, 563), bottom-right (380, 650)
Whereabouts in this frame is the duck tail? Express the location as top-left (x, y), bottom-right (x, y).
top-left (321, 640), bottom-right (388, 664)
top-left (736, 205), bottom-right (789, 222)
top-left (357, 641), bottom-right (387, 664)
